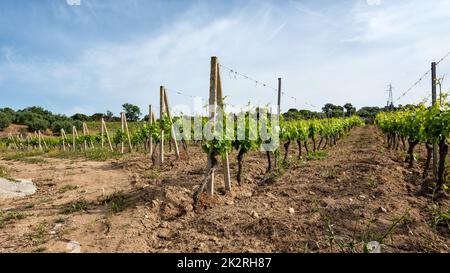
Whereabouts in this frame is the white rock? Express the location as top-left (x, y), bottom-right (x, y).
top-left (289, 208), bottom-right (295, 214)
top-left (366, 241), bottom-right (381, 253)
top-left (66, 241), bottom-right (81, 253)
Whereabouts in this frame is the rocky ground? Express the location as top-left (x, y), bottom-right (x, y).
top-left (0, 125), bottom-right (448, 253)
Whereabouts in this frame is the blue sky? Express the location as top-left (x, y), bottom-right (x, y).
top-left (1, 0), bottom-right (450, 116)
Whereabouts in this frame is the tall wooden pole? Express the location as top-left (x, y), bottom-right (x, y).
top-left (124, 113), bottom-right (132, 152)
top-left (432, 62), bottom-right (438, 179)
top-left (121, 112), bottom-right (125, 154)
top-left (101, 118), bottom-right (105, 149)
top-left (82, 122), bottom-right (87, 151)
top-left (102, 119), bottom-right (113, 152)
top-left (72, 126), bottom-right (76, 151)
top-left (160, 86), bottom-right (165, 164)
top-left (275, 77), bottom-right (282, 167)
top-left (217, 64), bottom-right (232, 192)
top-left (163, 89), bottom-right (180, 159)
top-left (207, 56), bottom-right (218, 196)
top-left (149, 104), bottom-right (153, 156)
top-left (61, 129), bottom-right (66, 151)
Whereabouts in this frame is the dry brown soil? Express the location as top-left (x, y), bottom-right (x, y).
top-left (0, 125), bottom-right (449, 253)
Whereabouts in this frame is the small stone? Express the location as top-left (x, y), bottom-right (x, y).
top-left (358, 195), bottom-right (366, 201)
top-left (225, 200), bottom-right (234, 205)
top-left (366, 241), bottom-right (381, 253)
top-left (349, 198), bottom-right (354, 202)
top-left (66, 241), bottom-right (81, 253)
top-left (250, 210), bottom-right (259, 219)
top-left (288, 208), bottom-right (295, 214)
top-left (379, 207), bottom-right (388, 213)
top-left (262, 203), bottom-right (269, 208)
top-left (309, 191), bottom-right (315, 195)
top-left (184, 204), bottom-right (194, 212)
top-left (266, 192), bottom-right (276, 199)
top-left (244, 191), bottom-right (253, 197)
top-left (145, 215), bottom-right (149, 219)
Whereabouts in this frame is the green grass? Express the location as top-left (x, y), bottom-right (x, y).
top-left (18, 157), bottom-right (48, 164)
top-left (2, 150), bottom-right (46, 161)
top-left (100, 191), bottom-right (127, 214)
top-left (307, 150), bottom-right (328, 160)
top-left (58, 185), bottom-right (79, 194)
top-left (31, 247), bottom-right (47, 253)
top-left (54, 217), bottom-right (66, 224)
top-left (25, 221), bottom-right (49, 246)
top-left (0, 165), bottom-right (9, 179)
top-left (61, 199), bottom-right (89, 214)
top-left (3, 211), bottom-right (26, 221)
top-left (429, 204), bottom-right (450, 230)
top-left (85, 121), bottom-right (145, 134)
top-left (0, 210), bottom-right (27, 228)
top-left (48, 149), bottom-right (122, 161)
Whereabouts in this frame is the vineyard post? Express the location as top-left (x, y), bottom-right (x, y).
top-left (72, 126), bottom-right (76, 151)
top-left (207, 56), bottom-right (219, 196)
top-left (149, 104), bottom-right (153, 156)
top-left (102, 119), bottom-right (114, 152)
top-left (61, 128), bottom-right (66, 151)
top-left (124, 113), bottom-right (132, 152)
top-left (85, 123), bottom-right (94, 149)
top-left (276, 77), bottom-right (282, 167)
top-left (82, 122), bottom-right (88, 151)
top-left (121, 112), bottom-right (125, 154)
top-left (217, 63), bottom-right (232, 192)
top-left (160, 86), bottom-right (165, 164)
top-left (101, 118), bottom-right (105, 149)
top-left (432, 62), bottom-right (438, 179)
top-left (163, 89), bottom-right (180, 159)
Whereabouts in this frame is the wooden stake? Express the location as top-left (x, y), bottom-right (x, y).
top-left (163, 88), bottom-right (180, 159)
top-left (160, 86), bottom-right (165, 164)
top-left (149, 104), bottom-right (153, 157)
top-left (124, 113), bottom-right (132, 152)
top-left (217, 64), bottom-right (232, 192)
top-left (431, 62), bottom-right (438, 180)
top-left (72, 126), bottom-right (79, 151)
top-left (207, 56), bottom-right (219, 196)
top-left (101, 118), bottom-right (105, 149)
top-left (82, 122), bottom-right (88, 151)
top-left (85, 123), bottom-right (94, 149)
top-left (61, 129), bottom-right (66, 151)
top-left (102, 119), bottom-right (113, 152)
top-left (121, 112), bottom-right (125, 154)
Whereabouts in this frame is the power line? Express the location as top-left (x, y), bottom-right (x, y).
top-left (394, 51), bottom-right (450, 103)
top-left (218, 63), bottom-right (278, 92)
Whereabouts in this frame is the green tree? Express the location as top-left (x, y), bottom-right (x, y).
top-left (0, 112), bottom-right (12, 130)
top-left (71, 113), bottom-right (91, 122)
top-left (122, 103), bottom-right (141, 122)
top-left (344, 103), bottom-right (356, 117)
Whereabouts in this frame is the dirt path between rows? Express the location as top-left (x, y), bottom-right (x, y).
top-left (0, 125), bottom-right (448, 252)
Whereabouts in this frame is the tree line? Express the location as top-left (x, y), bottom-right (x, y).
top-left (1, 102), bottom-right (416, 134)
top-left (0, 103), bottom-right (143, 133)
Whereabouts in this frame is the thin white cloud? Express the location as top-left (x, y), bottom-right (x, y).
top-left (1, 1), bottom-right (450, 114)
